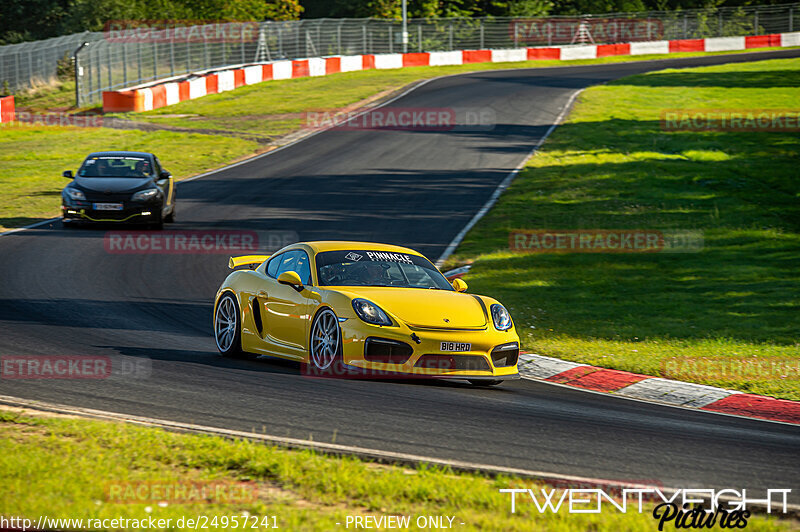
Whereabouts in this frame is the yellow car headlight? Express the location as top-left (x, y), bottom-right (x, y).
top-left (352, 298), bottom-right (392, 326)
top-left (491, 304), bottom-right (513, 331)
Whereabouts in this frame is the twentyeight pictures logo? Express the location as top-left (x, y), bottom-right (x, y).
top-left (500, 487), bottom-right (793, 529)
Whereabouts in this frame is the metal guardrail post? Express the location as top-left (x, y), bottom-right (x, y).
top-left (94, 47), bottom-right (100, 102)
top-left (169, 38), bottom-right (175, 76)
top-left (480, 19), bottom-right (484, 49)
top-left (513, 20), bottom-right (518, 47)
top-left (73, 42), bottom-right (88, 108)
top-left (203, 31), bottom-right (208, 69)
top-left (450, 20), bottom-right (454, 50)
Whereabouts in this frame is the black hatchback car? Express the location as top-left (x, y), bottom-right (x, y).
top-left (62, 151), bottom-right (176, 229)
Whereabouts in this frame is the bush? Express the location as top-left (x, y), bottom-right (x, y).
top-left (57, 53), bottom-right (75, 81)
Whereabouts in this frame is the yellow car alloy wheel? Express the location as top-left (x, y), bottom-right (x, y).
top-left (310, 308), bottom-right (340, 370)
top-left (215, 293), bottom-right (243, 357)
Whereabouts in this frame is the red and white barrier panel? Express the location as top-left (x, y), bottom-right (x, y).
top-left (103, 32), bottom-right (800, 113)
top-left (0, 95), bottom-right (14, 123)
top-left (519, 353), bottom-right (800, 425)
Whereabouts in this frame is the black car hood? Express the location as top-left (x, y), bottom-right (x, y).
top-left (73, 176), bottom-right (153, 193)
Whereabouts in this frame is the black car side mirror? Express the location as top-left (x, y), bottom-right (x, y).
top-left (159, 171), bottom-right (171, 179)
top-left (63, 170), bottom-right (73, 179)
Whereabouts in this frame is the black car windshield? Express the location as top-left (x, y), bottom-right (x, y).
top-left (316, 250), bottom-right (453, 290)
top-left (78, 156), bottom-right (153, 178)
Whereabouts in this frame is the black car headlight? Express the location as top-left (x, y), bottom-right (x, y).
top-left (132, 188), bottom-right (159, 201)
top-left (490, 304), bottom-right (513, 331)
top-left (65, 188), bottom-right (85, 201)
top-left (352, 298), bottom-right (392, 326)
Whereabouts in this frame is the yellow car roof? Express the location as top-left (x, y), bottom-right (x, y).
top-left (304, 241), bottom-right (423, 256)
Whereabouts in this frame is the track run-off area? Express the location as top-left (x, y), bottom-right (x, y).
top-left (1, 49), bottom-right (799, 503)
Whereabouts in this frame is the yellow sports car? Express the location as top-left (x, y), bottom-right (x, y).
top-left (213, 242), bottom-right (519, 385)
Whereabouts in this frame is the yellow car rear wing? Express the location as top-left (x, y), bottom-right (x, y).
top-left (229, 255), bottom-right (270, 270)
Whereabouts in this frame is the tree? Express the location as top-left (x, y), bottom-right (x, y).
top-left (265, 0), bottom-right (303, 20)
top-left (508, 0), bottom-right (554, 16)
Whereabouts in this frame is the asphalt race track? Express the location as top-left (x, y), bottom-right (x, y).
top-left (1, 50), bottom-right (799, 497)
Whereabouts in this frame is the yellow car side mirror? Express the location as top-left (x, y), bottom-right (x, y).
top-left (277, 271), bottom-right (304, 291)
top-left (452, 278), bottom-right (468, 292)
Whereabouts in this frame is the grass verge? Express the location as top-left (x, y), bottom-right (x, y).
top-left (449, 57), bottom-right (800, 400)
top-left (0, 408), bottom-right (794, 531)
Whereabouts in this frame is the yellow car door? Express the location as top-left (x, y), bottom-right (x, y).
top-left (263, 250), bottom-right (314, 354)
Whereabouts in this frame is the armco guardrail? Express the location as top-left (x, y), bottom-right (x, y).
top-left (102, 32), bottom-right (800, 113)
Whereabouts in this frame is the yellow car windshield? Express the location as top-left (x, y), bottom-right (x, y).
top-left (316, 250), bottom-right (453, 290)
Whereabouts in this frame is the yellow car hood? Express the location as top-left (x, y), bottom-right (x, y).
top-left (339, 287), bottom-right (488, 329)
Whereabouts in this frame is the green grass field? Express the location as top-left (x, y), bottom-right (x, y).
top-left (0, 409), bottom-right (794, 531)
top-left (449, 57), bottom-right (800, 400)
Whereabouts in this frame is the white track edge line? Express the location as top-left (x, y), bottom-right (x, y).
top-left (435, 89), bottom-right (583, 266)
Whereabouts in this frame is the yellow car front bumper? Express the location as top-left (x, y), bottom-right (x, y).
top-left (339, 318), bottom-right (520, 379)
